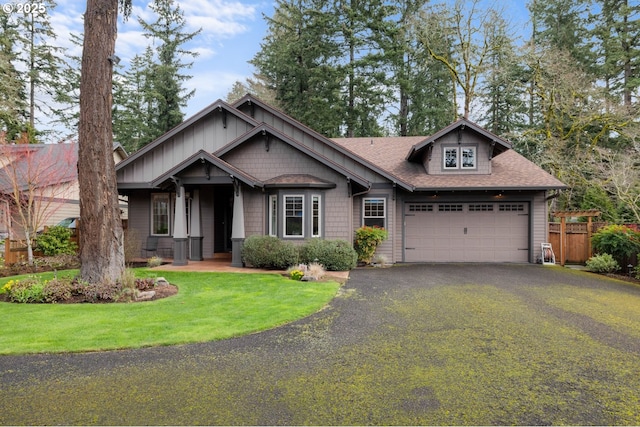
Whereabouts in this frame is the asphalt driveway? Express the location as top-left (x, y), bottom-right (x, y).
top-left (1, 264), bottom-right (640, 425)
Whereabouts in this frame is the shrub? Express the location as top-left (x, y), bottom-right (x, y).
top-left (147, 256), bottom-right (163, 268)
top-left (585, 253), bottom-right (620, 273)
top-left (8, 277), bottom-right (45, 303)
top-left (591, 225), bottom-right (640, 267)
top-left (242, 235), bottom-right (298, 269)
top-left (354, 226), bottom-right (388, 264)
top-left (307, 262), bottom-right (326, 279)
top-left (42, 278), bottom-right (74, 302)
top-left (36, 226), bottom-right (77, 256)
top-left (299, 238), bottom-right (357, 271)
top-left (289, 269), bottom-right (304, 281)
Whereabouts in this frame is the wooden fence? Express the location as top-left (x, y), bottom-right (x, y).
top-left (548, 222), bottom-right (639, 266)
top-left (3, 228), bottom-right (79, 265)
top-left (548, 222), bottom-right (605, 265)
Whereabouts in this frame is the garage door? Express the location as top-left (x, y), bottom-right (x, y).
top-left (404, 202), bottom-right (529, 262)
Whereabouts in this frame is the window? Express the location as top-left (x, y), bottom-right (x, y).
top-left (461, 147), bottom-right (476, 169)
top-left (269, 195), bottom-right (277, 236)
top-left (312, 195), bottom-right (321, 237)
top-left (152, 193), bottom-right (170, 235)
top-left (469, 204), bottom-right (494, 212)
top-left (408, 203), bottom-right (433, 212)
top-left (444, 147), bottom-right (458, 169)
top-left (499, 203), bottom-right (525, 212)
top-left (363, 198), bottom-right (386, 228)
top-left (438, 204), bottom-right (463, 212)
top-left (284, 195), bottom-right (304, 237)
top-left (443, 146), bottom-right (476, 170)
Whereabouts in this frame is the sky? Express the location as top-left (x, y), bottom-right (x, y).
top-left (44, 0), bottom-right (531, 139)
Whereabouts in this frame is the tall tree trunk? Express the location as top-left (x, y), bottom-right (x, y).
top-left (78, 0), bottom-right (125, 284)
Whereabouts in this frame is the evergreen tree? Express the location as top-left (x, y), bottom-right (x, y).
top-left (478, 11), bottom-right (527, 136)
top-left (393, 1), bottom-right (454, 135)
top-left (113, 48), bottom-right (155, 152)
top-left (14, 0), bottom-right (65, 139)
top-left (333, 0), bottom-right (388, 137)
top-left (591, 0), bottom-right (639, 108)
top-left (528, 0), bottom-right (595, 73)
top-left (0, 10), bottom-right (27, 141)
top-left (77, 0), bottom-right (132, 285)
top-left (251, 0), bottom-right (344, 137)
top-left (51, 31), bottom-right (82, 140)
top-left (138, 0), bottom-right (201, 140)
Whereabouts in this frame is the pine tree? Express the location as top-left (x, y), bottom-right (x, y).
top-left (0, 10), bottom-right (27, 141)
top-left (391, 1), bottom-right (454, 135)
top-left (78, 0), bottom-right (131, 285)
top-left (478, 11), bottom-right (527, 136)
top-left (14, 0), bottom-right (65, 139)
top-left (251, 0), bottom-right (344, 137)
top-left (591, 0), bottom-right (640, 108)
top-left (112, 48), bottom-right (155, 152)
top-left (138, 0), bottom-right (201, 140)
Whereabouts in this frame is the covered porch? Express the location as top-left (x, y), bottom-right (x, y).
top-left (148, 150), bottom-right (263, 267)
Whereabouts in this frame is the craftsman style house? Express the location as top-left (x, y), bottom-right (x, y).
top-left (116, 95), bottom-right (566, 267)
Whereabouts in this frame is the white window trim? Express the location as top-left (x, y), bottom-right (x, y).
top-left (268, 194), bottom-right (277, 237)
top-left (312, 194), bottom-right (321, 238)
top-left (283, 194), bottom-right (305, 238)
top-left (151, 193), bottom-right (170, 236)
top-left (443, 145), bottom-right (477, 170)
top-left (362, 197), bottom-right (386, 228)
top-left (461, 146), bottom-right (477, 169)
top-left (443, 147), bottom-right (459, 170)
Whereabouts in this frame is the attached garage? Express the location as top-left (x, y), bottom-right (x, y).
top-left (404, 201), bottom-right (530, 263)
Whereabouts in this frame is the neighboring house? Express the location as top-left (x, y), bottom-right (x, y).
top-left (116, 95), bottom-right (566, 267)
top-left (0, 142), bottom-right (128, 240)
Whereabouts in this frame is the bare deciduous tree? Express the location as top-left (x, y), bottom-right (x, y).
top-left (0, 138), bottom-right (76, 264)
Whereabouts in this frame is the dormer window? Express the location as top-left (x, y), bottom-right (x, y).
top-left (443, 145), bottom-right (476, 170)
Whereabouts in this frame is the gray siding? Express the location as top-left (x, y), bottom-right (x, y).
top-left (225, 138), bottom-right (353, 242)
top-left (352, 187), bottom-right (396, 263)
top-left (117, 112), bottom-right (254, 184)
top-left (240, 105), bottom-right (390, 185)
top-left (427, 132), bottom-right (491, 175)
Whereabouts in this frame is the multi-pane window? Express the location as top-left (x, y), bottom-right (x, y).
top-left (363, 198), bottom-right (385, 228)
top-left (152, 193), bottom-right (170, 235)
top-left (312, 195), bottom-right (321, 237)
top-left (443, 146), bottom-right (476, 170)
top-left (284, 195), bottom-right (304, 237)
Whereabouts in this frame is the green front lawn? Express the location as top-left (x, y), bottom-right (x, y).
top-left (0, 269), bottom-right (341, 355)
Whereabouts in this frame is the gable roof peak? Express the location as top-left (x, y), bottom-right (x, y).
top-left (406, 118), bottom-right (512, 162)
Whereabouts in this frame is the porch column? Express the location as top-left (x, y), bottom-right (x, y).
top-left (231, 182), bottom-right (245, 267)
top-left (189, 189), bottom-right (203, 261)
top-left (173, 185), bottom-right (188, 266)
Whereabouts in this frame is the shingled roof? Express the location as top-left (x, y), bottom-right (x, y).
top-left (331, 136), bottom-right (566, 191)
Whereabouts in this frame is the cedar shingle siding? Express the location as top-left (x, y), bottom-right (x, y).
top-left (116, 95), bottom-right (566, 265)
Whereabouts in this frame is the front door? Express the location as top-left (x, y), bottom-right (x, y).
top-left (214, 186), bottom-right (234, 253)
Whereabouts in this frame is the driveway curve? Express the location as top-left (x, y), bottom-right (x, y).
top-left (1, 264), bottom-right (640, 425)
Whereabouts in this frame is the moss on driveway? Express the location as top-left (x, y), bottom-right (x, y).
top-left (1, 264), bottom-right (640, 425)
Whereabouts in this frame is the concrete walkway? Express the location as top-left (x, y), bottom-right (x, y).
top-left (149, 252), bottom-right (351, 282)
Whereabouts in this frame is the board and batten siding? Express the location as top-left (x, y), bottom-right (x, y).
top-left (117, 112), bottom-right (254, 184)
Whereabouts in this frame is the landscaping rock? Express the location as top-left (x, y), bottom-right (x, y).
top-left (135, 290), bottom-right (156, 301)
top-left (155, 277), bottom-right (169, 286)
